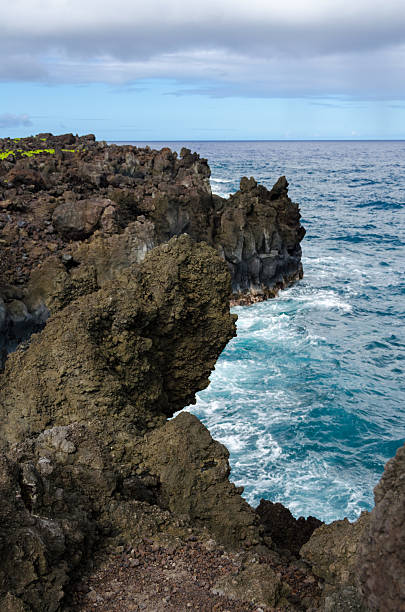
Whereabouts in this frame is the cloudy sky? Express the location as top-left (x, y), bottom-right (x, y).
top-left (1, 0), bottom-right (404, 139)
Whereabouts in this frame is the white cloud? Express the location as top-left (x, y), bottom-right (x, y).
top-left (0, 113), bottom-right (32, 128)
top-left (1, 0), bottom-right (405, 98)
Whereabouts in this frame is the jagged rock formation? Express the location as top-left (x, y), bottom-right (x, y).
top-left (2, 133), bottom-right (404, 612)
top-left (301, 441), bottom-right (405, 611)
top-left (0, 235), bottom-right (269, 610)
top-left (0, 133), bottom-right (305, 366)
top-left (256, 499), bottom-right (323, 557)
top-left (0, 235), bottom-right (236, 447)
top-left (357, 442), bottom-right (405, 611)
top-left (300, 513), bottom-right (370, 611)
top-left (141, 412), bottom-right (259, 549)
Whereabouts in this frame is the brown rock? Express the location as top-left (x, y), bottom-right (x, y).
top-left (256, 498), bottom-right (323, 556)
top-left (300, 513), bottom-right (370, 610)
top-left (142, 412), bottom-right (260, 549)
top-left (52, 198), bottom-right (110, 239)
top-left (358, 442), bottom-right (405, 611)
top-left (0, 235), bottom-right (236, 449)
top-left (212, 558), bottom-right (286, 608)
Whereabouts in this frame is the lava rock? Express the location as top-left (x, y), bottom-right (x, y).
top-left (358, 442), bottom-right (405, 611)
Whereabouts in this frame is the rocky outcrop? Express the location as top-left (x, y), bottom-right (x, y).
top-left (215, 175), bottom-right (305, 301)
top-left (142, 412), bottom-right (260, 549)
top-left (0, 133), bottom-right (305, 365)
top-left (0, 235), bottom-right (236, 448)
top-left (299, 441), bottom-right (405, 612)
top-left (300, 513), bottom-right (370, 611)
top-left (0, 235), bottom-right (273, 609)
top-left (358, 442), bottom-right (405, 611)
top-left (257, 498), bottom-right (323, 557)
top-left (212, 557), bottom-right (288, 609)
top-left (0, 427), bottom-right (105, 612)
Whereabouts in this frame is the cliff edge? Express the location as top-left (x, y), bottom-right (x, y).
top-left (0, 133), bottom-right (305, 364)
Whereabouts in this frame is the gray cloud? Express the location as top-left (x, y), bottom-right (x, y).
top-left (1, 1), bottom-right (405, 98)
top-left (0, 114), bottom-right (32, 128)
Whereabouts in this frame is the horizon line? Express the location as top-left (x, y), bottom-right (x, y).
top-left (109, 138), bottom-right (405, 143)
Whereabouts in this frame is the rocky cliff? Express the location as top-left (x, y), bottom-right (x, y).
top-left (1, 134), bottom-right (403, 611)
top-left (0, 234), bottom-right (325, 611)
top-left (0, 133), bottom-right (305, 365)
top-left (0, 236), bottom-right (263, 610)
top-left (300, 441), bottom-right (405, 611)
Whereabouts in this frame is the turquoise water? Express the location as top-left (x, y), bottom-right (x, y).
top-left (132, 141), bottom-right (405, 523)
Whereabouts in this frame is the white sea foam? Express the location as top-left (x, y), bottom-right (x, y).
top-left (210, 177), bottom-right (232, 183)
top-left (292, 289), bottom-right (352, 312)
top-left (182, 140), bottom-right (405, 523)
top-left (212, 190), bottom-right (232, 198)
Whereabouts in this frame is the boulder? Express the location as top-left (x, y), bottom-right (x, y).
top-left (142, 412), bottom-right (260, 548)
top-left (52, 198), bottom-right (111, 239)
top-left (300, 513), bottom-right (370, 611)
top-left (256, 498), bottom-right (323, 556)
top-left (212, 557), bottom-right (287, 608)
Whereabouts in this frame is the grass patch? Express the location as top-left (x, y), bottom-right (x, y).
top-left (0, 148), bottom-right (56, 161)
top-left (0, 151), bottom-right (15, 160)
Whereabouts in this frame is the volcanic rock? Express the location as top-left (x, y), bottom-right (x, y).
top-left (141, 412), bottom-right (260, 549)
top-left (256, 498), bottom-right (323, 556)
top-left (358, 441), bottom-right (405, 611)
top-left (0, 235), bottom-right (236, 448)
top-left (0, 133), bottom-right (305, 363)
top-left (52, 198), bottom-right (111, 239)
top-left (0, 235), bottom-right (255, 609)
top-left (300, 513), bottom-right (370, 611)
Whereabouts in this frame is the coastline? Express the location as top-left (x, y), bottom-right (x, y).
top-left (0, 134), bottom-right (404, 611)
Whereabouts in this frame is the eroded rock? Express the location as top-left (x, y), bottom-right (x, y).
top-left (256, 498), bottom-right (323, 556)
top-left (0, 235), bottom-right (236, 449)
top-left (142, 412), bottom-right (260, 548)
top-left (52, 198), bottom-right (111, 239)
top-left (358, 442), bottom-right (405, 611)
top-left (300, 513), bottom-right (370, 611)
top-left (0, 235), bottom-right (243, 609)
top-left (0, 134), bottom-right (305, 363)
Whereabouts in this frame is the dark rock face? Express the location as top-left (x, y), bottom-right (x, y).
top-left (0, 134), bottom-right (305, 366)
top-left (52, 197), bottom-right (111, 239)
top-left (300, 513), bottom-right (370, 611)
top-left (0, 428), bottom-right (104, 612)
top-left (0, 235), bottom-right (236, 448)
top-left (216, 176), bottom-right (305, 301)
top-left (142, 412), bottom-right (260, 549)
top-left (300, 443), bottom-right (405, 612)
top-left (256, 499), bottom-right (323, 556)
top-left (0, 235), bottom-right (267, 609)
top-left (358, 442), bottom-right (405, 611)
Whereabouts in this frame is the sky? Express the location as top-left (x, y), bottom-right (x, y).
top-left (1, 0), bottom-right (405, 140)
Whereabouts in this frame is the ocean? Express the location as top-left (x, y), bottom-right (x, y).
top-left (128, 140), bottom-right (405, 523)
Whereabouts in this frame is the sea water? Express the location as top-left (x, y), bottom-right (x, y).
top-left (130, 140), bottom-right (405, 523)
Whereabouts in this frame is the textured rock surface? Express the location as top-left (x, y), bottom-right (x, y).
top-left (358, 442), bottom-right (405, 611)
top-left (0, 133), bottom-right (305, 364)
top-left (0, 450), bottom-right (77, 612)
top-left (300, 513), bottom-right (370, 611)
top-left (0, 235), bottom-right (236, 448)
top-left (0, 235), bottom-right (274, 609)
top-left (212, 557), bottom-right (287, 608)
top-left (142, 412), bottom-right (260, 549)
top-left (256, 498), bottom-right (323, 557)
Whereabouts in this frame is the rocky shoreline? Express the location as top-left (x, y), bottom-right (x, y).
top-left (0, 133), bottom-right (304, 367)
top-left (0, 135), bottom-right (404, 611)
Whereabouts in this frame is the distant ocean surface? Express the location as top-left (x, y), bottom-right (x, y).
top-left (125, 141), bottom-right (405, 523)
